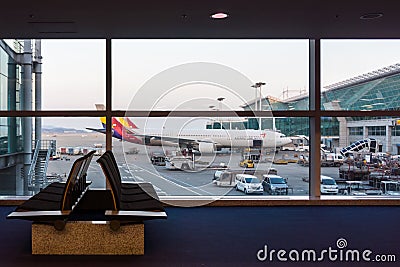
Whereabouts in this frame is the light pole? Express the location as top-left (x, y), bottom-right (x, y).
top-left (209, 105), bottom-right (216, 129)
top-left (251, 84), bottom-right (258, 111)
top-left (254, 82), bottom-right (266, 111)
top-left (251, 82), bottom-right (266, 129)
top-left (217, 97), bottom-right (225, 129)
top-left (217, 97), bottom-right (225, 111)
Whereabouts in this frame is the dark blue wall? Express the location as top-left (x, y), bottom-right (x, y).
top-left (1, 206), bottom-right (399, 266)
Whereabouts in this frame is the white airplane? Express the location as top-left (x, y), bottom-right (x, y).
top-left (87, 105), bottom-right (292, 154)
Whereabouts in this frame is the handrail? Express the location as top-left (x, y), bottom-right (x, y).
top-left (41, 146), bottom-right (52, 186)
top-left (27, 140), bottom-right (41, 187)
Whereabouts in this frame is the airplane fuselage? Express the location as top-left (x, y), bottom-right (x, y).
top-left (121, 128), bottom-right (292, 149)
top-left (90, 113), bottom-right (292, 150)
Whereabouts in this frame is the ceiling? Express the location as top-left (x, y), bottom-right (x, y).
top-left (1, 0), bottom-right (399, 39)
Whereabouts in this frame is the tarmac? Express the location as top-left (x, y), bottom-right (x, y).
top-left (47, 133), bottom-right (339, 197)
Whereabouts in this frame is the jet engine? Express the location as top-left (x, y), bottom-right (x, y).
top-left (198, 142), bottom-right (216, 154)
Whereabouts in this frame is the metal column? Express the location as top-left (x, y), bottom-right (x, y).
top-left (8, 61), bottom-right (17, 153)
top-left (386, 124), bottom-right (391, 153)
top-left (309, 39), bottom-right (321, 199)
top-left (106, 39), bottom-right (112, 151)
top-left (22, 39), bottom-right (33, 194)
top-left (363, 126), bottom-right (368, 139)
top-left (34, 40), bottom-right (42, 142)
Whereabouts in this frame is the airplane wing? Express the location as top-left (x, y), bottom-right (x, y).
top-left (86, 127), bottom-right (106, 134)
top-left (134, 132), bottom-right (218, 144)
top-left (130, 133), bottom-right (218, 146)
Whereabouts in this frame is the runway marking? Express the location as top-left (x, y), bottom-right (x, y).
top-left (125, 163), bottom-right (213, 195)
top-left (120, 169), bottom-right (164, 194)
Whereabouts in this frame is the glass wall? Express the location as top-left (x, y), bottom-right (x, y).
top-left (108, 115), bottom-right (308, 198)
top-left (0, 47), bottom-right (7, 153)
top-left (42, 117), bottom-right (106, 189)
top-left (0, 43), bottom-right (22, 155)
top-left (0, 39), bottom-right (106, 195)
top-left (321, 40), bottom-right (400, 111)
top-left (0, 117), bottom-right (7, 154)
top-left (315, 40), bottom-right (400, 198)
top-left (4, 38), bottom-right (400, 200)
top-left (112, 40), bottom-right (309, 111)
top-left (41, 40), bottom-right (105, 110)
top-left (1, 47), bottom-right (9, 111)
top-left (0, 117), bottom-right (23, 155)
top-left (319, 116), bottom-right (400, 197)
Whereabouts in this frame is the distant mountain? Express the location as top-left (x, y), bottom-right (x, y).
top-left (42, 126), bottom-right (88, 134)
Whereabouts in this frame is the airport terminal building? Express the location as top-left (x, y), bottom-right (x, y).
top-left (241, 64), bottom-right (400, 154)
top-left (0, 39), bottom-right (41, 195)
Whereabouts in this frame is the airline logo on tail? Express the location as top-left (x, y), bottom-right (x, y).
top-left (91, 104), bottom-right (142, 144)
top-left (119, 117), bottom-right (139, 129)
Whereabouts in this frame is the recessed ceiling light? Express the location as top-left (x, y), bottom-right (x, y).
top-left (211, 12), bottom-right (229, 19)
top-left (360, 13), bottom-right (384, 20)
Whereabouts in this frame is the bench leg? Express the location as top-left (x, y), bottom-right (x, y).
top-left (54, 220), bottom-right (66, 231)
top-left (110, 220), bottom-right (120, 231)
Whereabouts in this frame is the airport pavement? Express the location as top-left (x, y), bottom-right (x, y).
top-left (47, 137), bottom-right (340, 197)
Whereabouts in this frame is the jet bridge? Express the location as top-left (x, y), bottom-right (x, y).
top-left (339, 138), bottom-right (378, 157)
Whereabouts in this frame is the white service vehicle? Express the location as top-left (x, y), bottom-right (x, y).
top-left (321, 153), bottom-right (344, 167)
top-left (320, 175), bottom-right (339, 195)
top-left (235, 174), bottom-right (263, 194)
top-left (165, 156), bottom-right (194, 170)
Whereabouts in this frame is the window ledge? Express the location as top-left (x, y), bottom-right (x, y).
top-left (1, 195), bottom-right (399, 207)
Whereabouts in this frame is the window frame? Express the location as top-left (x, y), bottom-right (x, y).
top-left (2, 38), bottom-right (400, 205)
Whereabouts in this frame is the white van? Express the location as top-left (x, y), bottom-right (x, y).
top-left (235, 174), bottom-right (263, 194)
top-left (320, 175), bottom-right (338, 195)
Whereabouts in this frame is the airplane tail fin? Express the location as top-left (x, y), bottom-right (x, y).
top-left (96, 104), bottom-right (107, 129)
top-left (95, 104), bottom-right (106, 111)
top-left (119, 117), bottom-right (139, 129)
top-left (95, 103), bottom-right (139, 130)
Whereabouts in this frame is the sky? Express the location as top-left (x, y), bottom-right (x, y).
top-left (40, 39), bottom-right (400, 130)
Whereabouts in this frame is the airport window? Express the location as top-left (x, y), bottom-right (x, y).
top-left (321, 40), bottom-right (400, 111)
top-left (320, 40), bottom-right (400, 199)
top-left (318, 116), bottom-right (400, 198)
top-left (0, 48), bottom-right (8, 76)
top-left (15, 65), bottom-right (22, 110)
top-left (112, 40), bottom-right (309, 111)
top-left (3, 38), bottom-right (400, 202)
top-left (349, 127), bottom-right (363, 136)
top-left (0, 117), bottom-right (6, 154)
top-left (0, 75), bottom-right (6, 110)
top-left (40, 40), bottom-right (105, 110)
top-left (367, 126), bottom-right (386, 136)
top-left (0, 117), bottom-right (23, 156)
top-left (392, 126), bottom-right (400, 136)
top-left (0, 117), bottom-right (105, 195)
top-left (275, 117), bottom-right (309, 136)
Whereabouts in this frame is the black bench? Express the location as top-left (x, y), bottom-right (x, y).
top-left (96, 150), bottom-right (167, 230)
top-left (7, 150), bottom-right (166, 254)
top-left (8, 150), bottom-right (166, 231)
top-left (7, 151), bottom-right (95, 230)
